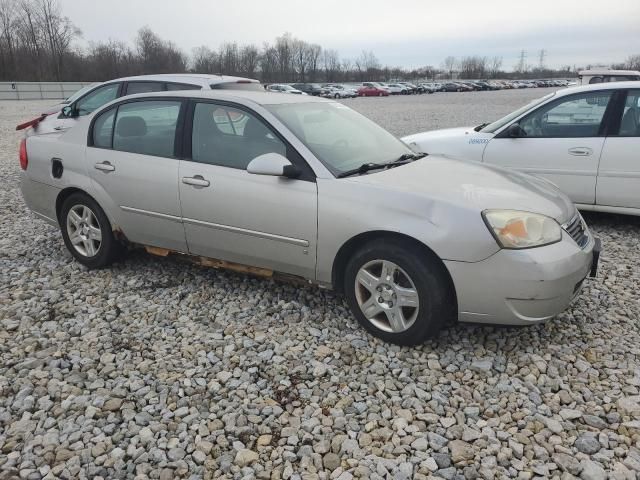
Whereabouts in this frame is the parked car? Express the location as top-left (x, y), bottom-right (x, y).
top-left (398, 82), bottom-right (420, 94)
top-left (16, 74), bottom-right (262, 136)
top-left (385, 83), bottom-right (409, 95)
top-left (291, 83), bottom-right (328, 96)
top-left (441, 82), bottom-right (464, 92)
top-left (419, 83), bottom-right (439, 93)
top-left (579, 69), bottom-right (640, 85)
top-left (19, 89), bottom-right (599, 344)
top-left (266, 84), bottom-right (306, 95)
top-left (357, 84), bottom-right (389, 96)
top-left (403, 82), bottom-right (640, 215)
top-left (321, 85), bottom-right (357, 98)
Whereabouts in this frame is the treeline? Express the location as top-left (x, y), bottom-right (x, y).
top-left (1, 0), bottom-right (638, 83)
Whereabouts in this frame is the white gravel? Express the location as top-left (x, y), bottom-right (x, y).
top-left (2, 94), bottom-right (640, 479)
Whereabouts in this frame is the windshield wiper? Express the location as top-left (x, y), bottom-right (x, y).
top-left (337, 153), bottom-right (427, 178)
top-left (336, 163), bottom-right (389, 178)
top-left (474, 123), bottom-right (490, 132)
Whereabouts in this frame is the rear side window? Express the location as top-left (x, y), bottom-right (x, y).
top-left (75, 83), bottom-right (120, 116)
top-left (166, 83), bottom-right (201, 91)
top-left (111, 101), bottom-right (182, 157)
top-left (93, 108), bottom-right (116, 148)
top-left (125, 82), bottom-right (164, 95)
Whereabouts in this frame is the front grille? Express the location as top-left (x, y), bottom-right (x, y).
top-left (563, 214), bottom-right (589, 248)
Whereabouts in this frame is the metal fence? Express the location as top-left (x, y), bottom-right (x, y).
top-left (0, 82), bottom-right (93, 101)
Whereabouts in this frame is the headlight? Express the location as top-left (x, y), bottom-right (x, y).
top-left (482, 210), bottom-right (562, 249)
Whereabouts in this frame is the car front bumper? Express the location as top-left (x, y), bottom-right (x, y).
top-left (444, 232), bottom-right (599, 325)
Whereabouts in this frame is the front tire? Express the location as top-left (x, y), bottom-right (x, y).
top-left (344, 239), bottom-right (454, 345)
top-left (60, 193), bottom-right (120, 268)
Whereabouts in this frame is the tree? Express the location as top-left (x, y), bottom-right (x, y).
top-left (442, 56), bottom-right (456, 79)
top-left (625, 54), bottom-right (640, 71)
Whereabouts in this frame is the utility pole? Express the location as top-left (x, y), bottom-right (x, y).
top-left (517, 50), bottom-right (527, 74)
top-left (538, 49), bottom-right (546, 70)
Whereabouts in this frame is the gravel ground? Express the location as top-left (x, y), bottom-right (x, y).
top-left (2, 93), bottom-right (640, 480)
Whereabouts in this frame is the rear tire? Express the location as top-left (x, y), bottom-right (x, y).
top-left (344, 239), bottom-right (454, 345)
top-left (60, 193), bottom-right (120, 269)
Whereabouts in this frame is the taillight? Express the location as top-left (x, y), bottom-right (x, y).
top-left (19, 138), bottom-right (28, 170)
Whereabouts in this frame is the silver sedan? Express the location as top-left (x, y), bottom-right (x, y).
top-left (19, 90), bottom-right (599, 345)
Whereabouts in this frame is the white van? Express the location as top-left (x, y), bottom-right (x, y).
top-left (578, 69), bottom-right (640, 85)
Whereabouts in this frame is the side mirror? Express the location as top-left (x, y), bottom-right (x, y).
top-left (61, 105), bottom-right (76, 118)
top-left (506, 123), bottom-right (526, 138)
top-left (247, 153), bottom-right (300, 179)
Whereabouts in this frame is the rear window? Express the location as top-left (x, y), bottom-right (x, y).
top-left (210, 82), bottom-right (263, 91)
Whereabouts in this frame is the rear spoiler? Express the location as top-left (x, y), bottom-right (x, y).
top-left (16, 113), bottom-right (50, 131)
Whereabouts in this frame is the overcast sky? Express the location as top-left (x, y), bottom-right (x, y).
top-left (62, 0), bottom-right (639, 70)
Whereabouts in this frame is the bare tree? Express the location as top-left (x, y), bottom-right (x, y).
top-left (239, 44), bottom-right (259, 77)
top-left (625, 54), bottom-right (640, 71)
top-left (442, 56), bottom-right (456, 79)
top-left (489, 56), bottom-right (503, 78)
top-left (192, 45), bottom-right (218, 73)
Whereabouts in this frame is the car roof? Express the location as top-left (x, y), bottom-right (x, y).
top-left (103, 73), bottom-right (259, 86)
top-left (555, 81), bottom-right (640, 97)
top-left (120, 89), bottom-right (330, 105)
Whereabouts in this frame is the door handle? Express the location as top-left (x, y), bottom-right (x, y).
top-left (94, 161), bottom-right (115, 172)
top-left (568, 147), bottom-right (593, 156)
top-left (182, 175), bottom-right (210, 187)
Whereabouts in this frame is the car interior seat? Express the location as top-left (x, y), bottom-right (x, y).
top-left (620, 107), bottom-right (639, 136)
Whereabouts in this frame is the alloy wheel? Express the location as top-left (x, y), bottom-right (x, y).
top-left (354, 259), bottom-right (419, 333)
top-left (66, 204), bottom-right (102, 257)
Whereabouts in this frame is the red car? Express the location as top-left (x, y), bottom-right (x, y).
top-left (357, 84), bottom-right (389, 97)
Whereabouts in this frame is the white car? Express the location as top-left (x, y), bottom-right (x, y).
top-left (266, 84), bottom-right (306, 95)
top-left (578, 69), bottom-right (640, 85)
top-left (403, 82), bottom-right (640, 215)
top-left (321, 85), bottom-right (357, 98)
top-left (17, 74), bottom-right (262, 136)
top-left (385, 84), bottom-right (409, 95)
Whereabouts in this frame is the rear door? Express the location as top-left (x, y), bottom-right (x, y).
top-left (87, 98), bottom-right (187, 251)
top-left (482, 90), bottom-right (615, 205)
top-left (596, 89), bottom-right (640, 209)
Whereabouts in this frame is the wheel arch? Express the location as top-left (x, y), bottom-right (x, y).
top-left (331, 230), bottom-right (458, 315)
top-left (55, 187), bottom-right (126, 242)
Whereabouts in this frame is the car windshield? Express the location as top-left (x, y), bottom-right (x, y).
top-left (63, 83), bottom-right (99, 104)
top-left (480, 92), bottom-right (556, 133)
top-left (266, 102), bottom-right (414, 176)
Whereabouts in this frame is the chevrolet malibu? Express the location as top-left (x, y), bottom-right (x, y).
top-left (19, 90), bottom-right (599, 345)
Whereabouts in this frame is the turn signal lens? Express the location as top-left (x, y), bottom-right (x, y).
top-left (19, 138), bottom-right (28, 170)
top-left (483, 210), bottom-right (562, 249)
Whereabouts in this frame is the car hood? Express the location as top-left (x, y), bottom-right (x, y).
top-left (346, 155), bottom-right (576, 223)
top-left (402, 126), bottom-right (492, 144)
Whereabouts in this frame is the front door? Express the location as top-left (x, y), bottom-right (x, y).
top-left (597, 89), bottom-right (640, 209)
top-left (87, 98), bottom-right (187, 251)
top-left (482, 90), bottom-right (615, 205)
top-left (178, 101), bottom-right (318, 278)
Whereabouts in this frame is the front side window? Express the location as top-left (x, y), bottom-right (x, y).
top-left (75, 83), bottom-right (120, 116)
top-left (125, 82), bottom-right (164, 95)
top-left (191, 103), bottom-right (286, 169)
top-left (618, 90), bottom-right (640, 136)
top-left (266, 102), bottom-right (413, 175)
top-left (518, 91), bottom-right (613, 138)
top-left (112, 100), bottom-right (181, 157)
top-left (481, 93), bottom-right (555, 133)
